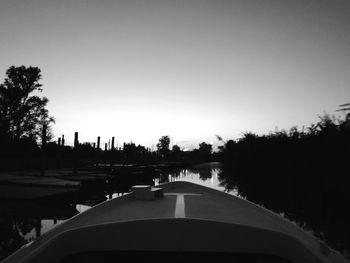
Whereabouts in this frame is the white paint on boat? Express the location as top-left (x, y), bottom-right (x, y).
top-left (165, 193), bottom-right (201, 218)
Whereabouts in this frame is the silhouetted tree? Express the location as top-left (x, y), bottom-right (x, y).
top-left (170, 144), bottom-right (183, 161)
top-left (198, 142), bottom-right (212, 154)
top-left (0, 66), bottom-right (54, 141)
top-left (157, 135), bottom-right (171, 157)
top-left (195, 142), bottom-right (212, 162)
top-left (122, 142), bottom-right (148, 163)
top-left (172, 144), bottom-right (181, 153)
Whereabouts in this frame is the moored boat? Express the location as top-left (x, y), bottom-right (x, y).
top-left (2, 181), bottom-right (348, 263)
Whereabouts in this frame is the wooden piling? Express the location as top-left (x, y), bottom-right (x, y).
top-left (110, 137), bottom-right (115, 167)
top-left (74, 132), bottom-right (79, 147)
top-left (73, 132), bottom-right (79, 174)
top-left (40, 124), bottom-right (47, 176)
top-left (60, 135), bottom-right (65, 169)
top-left (96, 136), bottom-right (101, 167)
top-left (57, 137), bottom-right (61, 169)
top-left (104, 143), bottom-right (107, 166)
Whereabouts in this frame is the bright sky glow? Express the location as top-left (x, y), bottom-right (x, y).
top-left (1, 0), bottom-right (349, 148)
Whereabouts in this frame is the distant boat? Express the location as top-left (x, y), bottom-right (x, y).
top-left (2, 181), bottom-right (348, 263)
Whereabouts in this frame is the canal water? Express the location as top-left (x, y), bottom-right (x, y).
top-left (0, 162), bottom-right (228, 260)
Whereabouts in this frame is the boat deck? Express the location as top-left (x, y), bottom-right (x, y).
top-left (2, 181), bottom-right (348, 263)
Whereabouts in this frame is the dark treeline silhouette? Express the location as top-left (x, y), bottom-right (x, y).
top-left (0, 66), bottom-right (217, 171)
top-left (0, 133), bottom-right (216, 171)
top-left (218, 113), bottom-right (350, 254)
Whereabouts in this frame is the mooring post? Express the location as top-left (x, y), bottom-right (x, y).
top-left (57, 137), bottom-right (61, 169)
top-left (73, 132), bottom-right (79, 175)
top-left (96, 136), bottom-right (101, 168)
top-left (60, 134), bottom-right (65, 168)
top-left (104, 143), bottom-right (107, 166)
top-left (110, 137), bottom-right (115, 167)
top-left (40, 124), bottom-right (47, 176)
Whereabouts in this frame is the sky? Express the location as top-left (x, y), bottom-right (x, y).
top-left (1, 0), bottom-right (349, 149)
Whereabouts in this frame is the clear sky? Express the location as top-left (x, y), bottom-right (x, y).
top-left (1, 0), bottom-right (349, 148)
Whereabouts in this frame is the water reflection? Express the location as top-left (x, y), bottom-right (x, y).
top-left (22, 219), bottom-right (66, 242)
top-left (0, 200), bottom-right (78, 260)
top-left (0, 195), bottom-right (112, 260)
top-left (156, 167), bottom-right (221, 190)
top-left (155, 162), bottom-right (240, 195)
top-left (0, 219), bottom-right (31, 259)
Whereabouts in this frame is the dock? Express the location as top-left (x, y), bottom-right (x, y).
top-left (0, 169), bottom-right (112, 200)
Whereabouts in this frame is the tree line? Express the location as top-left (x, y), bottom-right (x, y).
top-left (0, 66), bottom-right (215, 169)
top-left (218, 113), bottom-right (350, 254)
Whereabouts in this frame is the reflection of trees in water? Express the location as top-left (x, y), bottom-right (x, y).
top-left (0, 218), bottom-right (37, 260)
top-left (187, 165), bottom-right (222, 181)
top-left (15, 218), bottom-right (40, 237)
top-left (157, 169), bottom-right (183, 184)
top-left (187, 167), bottom-right (211, 180)
top-left (218, 165), bottom-right (350, 256)
top-left (157, 164), bottom-right (222, 184)
top-left (216, 169), bottom-right (245, 198)
top-left (0, 216), bottom-right (74, 260)
top-left (217, 168), bottom-right (237, 192)
top-left (0, 200), bottom-right (80, 260)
